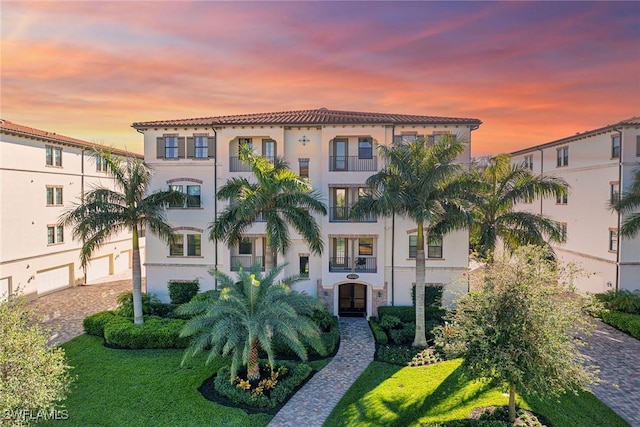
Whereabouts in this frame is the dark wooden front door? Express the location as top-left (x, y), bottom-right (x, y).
top-left (339, 283), bottom-right (366, 317)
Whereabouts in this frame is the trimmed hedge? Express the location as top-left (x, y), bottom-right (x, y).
top-left (369, 319), bottom-right (388, 345)
top-left (103, 315), bottom-right (191, 349)
top-left (378, 306), bottom-right (415, 323)
top-left (83, 310), bottom-right (117, 337)
top-left (168, 280), bottom-right (200, 304)
top-left (214, 360), bottom-right (312, 409)
top-left (600, 311), bottom-right (640, 339)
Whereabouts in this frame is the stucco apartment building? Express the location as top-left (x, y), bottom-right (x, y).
top-left (512, 117), bottom-right (640, 294)
top-left (132, 108), bottom-right (482, 317)
top-left (0, 119), bottom-right (144, 301)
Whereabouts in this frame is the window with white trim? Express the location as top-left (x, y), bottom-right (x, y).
top-left (358, 138), bottom-right (373, 159)
top-left (168, 184), bottom-right (201, 208)
top-left (610, 182), bottom-right (620, 205)
top-left (611, 134), bottom-right (621, 159)
top-left (409, 235), bottom-right (443, 259)
top-left (556, 193), bottom-right (568, 205)
top-left (47, 225), bottom-right (64, 245)
top-left (556, 146), bottom-right (569, 167)
top-left (299, 255), bottom-right (309, 278)
top-left (46, 186), bottom-right (63, 206)
top-left (96, 154), bottom-right (108, 172)
top-left (45, 146), bottom-right (62, 167)
top-left (169, 233), bottom-right (201, 257)
top-left (523, 155), bottom-right (533, 170)
top-left (609, 229), bottom-right (618, 252)
top-left (194, 136), bottom-right (209, 158)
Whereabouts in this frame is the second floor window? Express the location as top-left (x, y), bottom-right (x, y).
top-left (609, 229), bottom-right (618, 252)
top-left (96, 155), bottom-right (108, 172)
top-left (556, 193), bottom-right (568, 205)
top-left (168, 184), bottom-right (201, 208)
top-left (263, 139), bottom-right (276, 160)
top-left (194, 136), bottom-right (209, 158)
top-left (358, 138), bottom-right (373, 159)
top-left (557, 147), bottom-right (569, 167)
top-left (610, 182), bottom-right (620, 205)
top-left (409, 235), bottom-right (443, 259)
top-left (299, 159), bottom-right (309, 178)
top-left (165, 137), bottom-right (178, 159)
top-left (523, 155), bottom-right (533, 170)
top-left (611, 134), bottom-right (621, 159)
top-left (46, 146), bottom-right (62, 167)
top-left (169, 233), bottom-right (201, 256)
top-left (46, 187), bottom-right (63, 206)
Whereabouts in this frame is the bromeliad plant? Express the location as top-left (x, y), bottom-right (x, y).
top-left (177, 264), bottom-right (326, 382)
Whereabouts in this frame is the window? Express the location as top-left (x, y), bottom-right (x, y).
top-left (333, 238), bottom-right (348, 264)
top-left (332, 188), bottom-right (348, 220)
top-left (428, 236), bottom-right (443, 259)
top-left (186, 185), bottom-right (201, 208)
top-left (523, 155), bottom-right (533, 170)
top-left (556, 193), bottom-right (568, 204)
top-left (168, 185), bottom-right (183, 208)
top-left (239, 237), bottom-right (252, 255)
top-left (609, 229), bottom-right (618, 252)
top-left (263, 140), bottom-right (276, 161)
top-left (169, 234), bottom-right (184, 256)
top-left (165, 137), bottom-right (179, 159)
top-left (428, 132), bottom-right (449, 145)
top-left (239, 138), bottom-right (253, 150)
top-left (96, 154), bottom-right (108, 172)
top-left (558, 222), bottom-right (567, 243)
top-left (611, 134), bottom-right (621, 159)
top-left (610, 182), bottom-right (620, 205)
top-left (359, 238), bottom-right (373, 256)
top-left (187, 234), bottom-right (201, 256)
top-left (299, 158), bottom-right (309, 178)
top-left (194, 136), bottom-right (209, 158)
top-left (47, 225), bottom-right (64, 245)
top-left (409, 235), bottom-right (417, 259)
top-left (299, 256), bottom-right (309, 278)
top-left (556, 146), bottom-right (569, 167)
top-left (45, 146), bottom-right (62, 167)
top-left (46, 187), bottom-right (63, 206)
top-left (333, 139), bottom-right (347, 171)
top-left (358, 138), bottom-right (373, 159)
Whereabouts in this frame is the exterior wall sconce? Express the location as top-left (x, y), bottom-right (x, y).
top-left (323, 291), bottom-right (328, 297)
top-left (299, 135), bottom-right (310, 146)
top-left (377, 291), bottom-right (382, 298)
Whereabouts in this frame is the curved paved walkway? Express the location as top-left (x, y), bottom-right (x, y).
top-left (268, 317), bottom-right (375, 427)
top-left (582, 320), bottom-right (640, 427)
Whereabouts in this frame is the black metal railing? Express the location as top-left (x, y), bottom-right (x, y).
top-left (329, 206), bottom-right (376, 222)
top-left (329, 256), bottom-right (377, 273)
top-left (329, 156), bottom-right (377, 172)
top-left (230, 256), bottom-right (265, 271)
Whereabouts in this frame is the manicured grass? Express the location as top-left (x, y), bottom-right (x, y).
top-left (324, 360), bottom-right (629, 427)
top-left (41, 335), bottom-right (271, 427)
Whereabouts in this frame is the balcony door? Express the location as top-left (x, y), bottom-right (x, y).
top-left (333, 139), bottom-right (347, 171)
top-left (339, 283), bottom-right (367, 317)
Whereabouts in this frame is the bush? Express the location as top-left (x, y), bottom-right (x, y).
top-left (103, 315), bottom-right (190, 349)
top-left (83, 310), bottom-right (117, 337)
top-left (369, 319), bottom-right (388, 345)
top-left (311, 306), bottom-right (335, 331)
top-left (375, 345), bottom-right (421, 365)
top-left (377, 306), bottom-right (415, 323)
top-left (168, 280), bottom-right (200, 304)
top-left (190, 290), bottom-right (220, 304)
top-left (213, 360), bottom-right (312, 409)
top-left (596, 290), bottom-right (640, 314)
top-left (379, 314), bottom-right (402, 329)
top-left (116, 291), bottom-right (161, 318)
top-left (600, 311), bottom-right (640, 339)
top-left (412, 284), bottom-right (444, 307)
top-left (408, 347), bottom-right (442, 367)
top-left (389, 323), bottom-right (415, 344)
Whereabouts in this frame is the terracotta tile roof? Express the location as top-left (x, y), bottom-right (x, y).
top-left (511, 116), bottom-right (640, 155)
top-left (1, 119), bottom-right (142, 158)
top-left (131, 108), bottom-right (482, 128)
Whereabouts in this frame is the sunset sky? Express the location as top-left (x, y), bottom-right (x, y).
top-left (1, 1), bottom-right (638, 155)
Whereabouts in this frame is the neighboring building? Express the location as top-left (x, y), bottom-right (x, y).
top-left (512, 117), bottom-right (640, 294)
top-left (132, 108), bottom-right (482, 317)
top-left (0, 119), bottom-right (144, 301)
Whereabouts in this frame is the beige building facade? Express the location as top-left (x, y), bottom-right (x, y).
top-left (133, 108), bottom-right (482, 317)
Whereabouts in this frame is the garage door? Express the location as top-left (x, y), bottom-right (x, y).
top-left (1, 277), bottom-right (10, 302)
top-left (36, 266), bottom-right (71, 295)
top-left (86, 256), bottom-right (111, 283)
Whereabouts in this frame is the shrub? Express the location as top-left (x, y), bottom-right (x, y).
top-left (310, 305), bottom-right (335, 331)
top-left (377, 306), bottom-right (415, 323)
top-left (379, 314), bottom-right (402, 329)
top-left (600, 311), bottom-right (640, 339)
top-left (168, 280), bottom-right (200, 304)
top-left (190, 290), bottom-right (220, 304)
top-left (213, 360), bottom-right (312, 409)
top-left (408, 347), bottom-right (442, 367)
top-left (596, 290), bottom-right (640, 314)
top-left (369, 319), bottom-right (388, 345)
top-left (83, 310), bottom-right (117, 337)
top-left (389, 323), bottom-right (415, 344)
top-left (411, 284), bottom-right (444, 307)
top-left (103, 315), bottom-right (190, 349)
top-left (116, 291), bottom-right (161, 318)
top-left (375, 345), bottom-right (421, 365)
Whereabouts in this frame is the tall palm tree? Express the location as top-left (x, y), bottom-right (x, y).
top-left (466, 153), bottom-right (568, 264)
top-left (211, 143), bottom-right (327, 270)
top-left (60, 150), bottom-right (183, 325)
top-left (178, 264), bottom-right (325, 381)
top-left (612, 168), bottom-right (640, 238)
top-left (350, 135), bottom-right (470, 347)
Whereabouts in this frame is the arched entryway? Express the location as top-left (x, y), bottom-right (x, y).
top-left (338, 283), bottom-right (367, 317)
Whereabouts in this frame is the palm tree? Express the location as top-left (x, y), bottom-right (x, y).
top-left (350, 135), bottom-right (470, 347)
top-left (211, 143), bottom-right (327, 270)
top-left (178, 264), bottom-right (325, 381)
top-left (60, 150), bottom-right (183, 325)
top-left (466, 153), bottom-right (568, 264)
top-left (612, 168), bottom-right (640, 238)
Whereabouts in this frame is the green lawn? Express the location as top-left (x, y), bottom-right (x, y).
top-left (324, 360), bottom-right (630, 427)
top-left (40, 335), bottom-right (272, 427)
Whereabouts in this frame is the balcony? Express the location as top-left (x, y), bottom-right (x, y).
top-left (229, 156), bottom-right (275, 172)
top-left (329, 156), bottom-right (377, 172)
top-left (329, 206), bottom-right (376, 222)
top-left (230, 255), bottom-right (265, 271)
top-left (329, 256), bottom-right (377, 273)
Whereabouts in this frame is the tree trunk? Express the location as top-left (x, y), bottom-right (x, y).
top-left (264, 235), bottom-right (274, 271)
top-left (131, 226), bottom-right (144, 325)
top-left (247, 338), bottom-right (260, 381)
top-left (509, 383), bottom-right (516, 422)
top-left (413, 222), bottom-right (428, 347)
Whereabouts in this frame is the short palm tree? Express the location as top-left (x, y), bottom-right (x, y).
top-left (210, 143), bottom-right (327, 269)
top-left (350, 135), bottom-right (470, 347)
top-left (612, 168), bottom-right (640, 238)
top-left (59, 150), bottom-right (183, 325)
top-left (466, 153), bottom-right (568, 264)
top-left (178, 264), bottom-right (325, 381)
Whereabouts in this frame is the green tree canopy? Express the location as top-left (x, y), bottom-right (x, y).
top-left (59, 150), bottom-right (183, 324)
top-left (612, 168), bottom-right (640, 238)
top-left (350, 135), bottom-right (470, 347)
top-left (178, 264), bottom-right (325, 381)
top-left (210, 144), bottom-right (327, 270)
top-left (437, 246), bottom-right (599, 422)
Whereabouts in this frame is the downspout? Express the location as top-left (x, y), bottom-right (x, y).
top-left (468, 123), bottom-right (480, 292)
top-left (81, 149), bottom-right (87, 285)
top-left (391, 125), bottom-right (395, 306)
top-left (614, 127), bottom-right (623, 291)
top-left (135, 128), bottom-right (145, 291)
top-left (212, 127), bottom-right (218, 291)
top-left (537, 148), bottom-right (544, 215)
